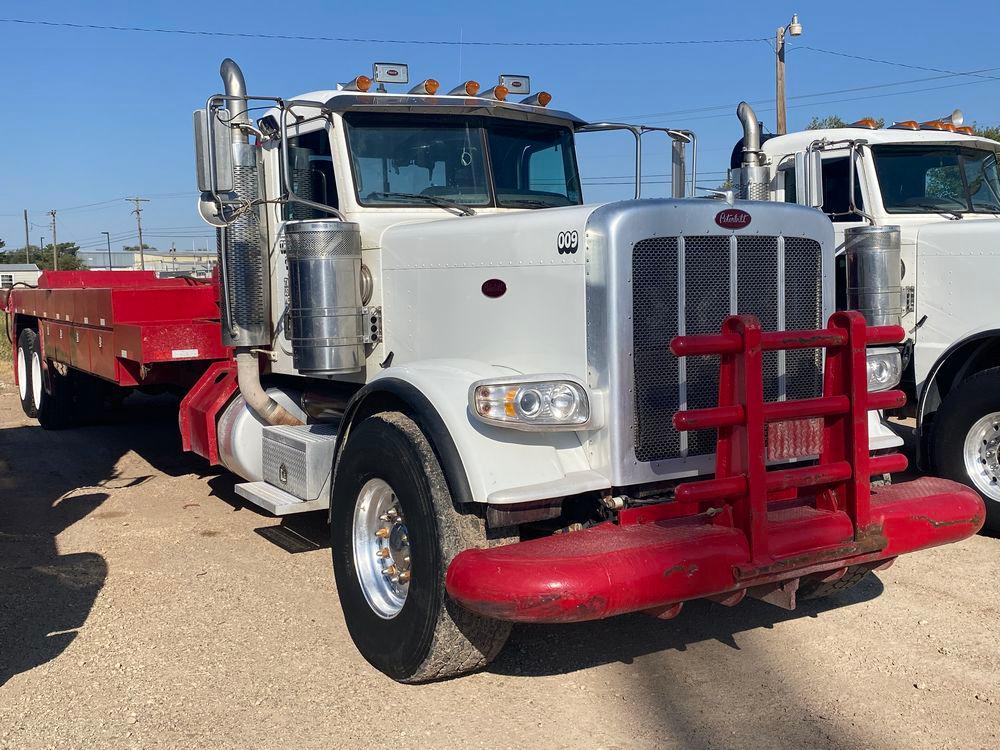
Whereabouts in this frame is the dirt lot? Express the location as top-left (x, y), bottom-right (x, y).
top-left (0, 368), bottom-right (997, 750)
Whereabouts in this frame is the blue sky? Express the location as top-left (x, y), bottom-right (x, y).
top-left (3, 0), bottom-right (1000, 256)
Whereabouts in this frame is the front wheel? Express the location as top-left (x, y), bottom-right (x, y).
top-left (330, 412), bottom-right (510, 682)
top-left (929, 367), bottom-right (1000, 531)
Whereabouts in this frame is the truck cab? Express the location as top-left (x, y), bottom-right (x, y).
top-left (740, 116), bottom-right (1000, 523)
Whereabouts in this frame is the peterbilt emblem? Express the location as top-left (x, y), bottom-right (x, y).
top-left (715, 209), bottom-right (752, 230)
top-left (557, 230), bottom-right (579, 254)
top-left (510, 80), bottom-right (523, 89)
top-left (387, 69), bottom-right (399, 76)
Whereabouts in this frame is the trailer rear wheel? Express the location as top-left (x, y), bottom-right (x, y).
top-left (34, 355), bottom-right (78, 431)
top-left (16, 329), bottom-right (39, 418)
top-left (330, 411), bottom-right (511, 683)
top-left (929, 367), bottom-right (1000, 531)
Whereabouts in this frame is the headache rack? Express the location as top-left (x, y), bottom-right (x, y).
top-left (446, 311), bottom-right (984, 623)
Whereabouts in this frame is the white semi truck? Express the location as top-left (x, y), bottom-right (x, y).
top-left (6, 61), bottom-right (984, 683)
top-left (735, 110), bottom-right (1000, 528)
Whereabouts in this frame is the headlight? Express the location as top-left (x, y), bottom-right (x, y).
top-left (866, 347), bottom-right (902, 392)
top-left (470, 376), bottom-right (592, 430)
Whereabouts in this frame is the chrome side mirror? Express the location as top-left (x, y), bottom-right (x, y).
top-left (794, 149), bottom-right (824, 208)
top-left (193, 108), bottom-right (234, 193)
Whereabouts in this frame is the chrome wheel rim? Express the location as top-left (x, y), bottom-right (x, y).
top-left (30, 352), bottom-right (43, 411)
top-left (352, 478), bottom-right (411, 619)
top-left (16, 346), bottom-right (27, 401)
top-left (963, 411), bottom-right (1000, 502)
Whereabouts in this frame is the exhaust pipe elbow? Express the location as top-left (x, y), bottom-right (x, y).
top-left (737, 101), bottom-right (763, 167)
top-left (235, 351), bottom-right (303, 427)
top-left (220, 58), bottom-right (250, 143)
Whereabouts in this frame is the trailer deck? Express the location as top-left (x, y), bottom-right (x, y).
top-left (4, 271), bottom-right (228, 389)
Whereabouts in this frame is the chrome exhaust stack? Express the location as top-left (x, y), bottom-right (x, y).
top-left (218, 58), bottom-right (302, 427)
top-left (734, 102), bottom-right (770, 201)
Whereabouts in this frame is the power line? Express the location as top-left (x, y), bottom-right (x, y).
top-left (0, 18), bottom-right (770, 47)
top-left (795, 45), bottom-right (1000, 81)
top-left (609, 66), bottom-right (1000, 121)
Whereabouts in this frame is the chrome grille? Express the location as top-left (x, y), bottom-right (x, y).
top-left (631, 234), bottom-right (824, 463)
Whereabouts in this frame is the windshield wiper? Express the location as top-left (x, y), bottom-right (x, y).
top-left (909, 203), bottom-right (963, 220)
top-left (501, 199), bottom-right (557, 208)
top-left (368, 192), bottom-right (477, 216)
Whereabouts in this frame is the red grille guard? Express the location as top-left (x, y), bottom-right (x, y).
top-left (446, 312), bottom-right (985, 623)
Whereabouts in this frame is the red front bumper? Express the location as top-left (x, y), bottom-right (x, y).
top-left (446, 478), bottom-right (983, 623)
top-left (447, 313), bottom-right (986, 624)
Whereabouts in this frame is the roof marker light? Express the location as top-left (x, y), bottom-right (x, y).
top-left (956, 126), bottom-right (975, 135)
top-left (920, 120), bottom-right (956, 132)
top-left (889, 120), bottom-right (920, 130)
top-left (481, 85), bottom-right (509, 101)
top-left (850, 117), bottom-right (879, 129)
top-left (409, 78), bottom-right (440, 95)
top-left (448, 80), bottom-right (480, 96)
top-left (521, 91), bottom-right (552, 107)
top-left (342, 75), bottom-right (372, 92)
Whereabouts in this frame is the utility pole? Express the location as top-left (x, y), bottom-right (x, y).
top-left (48, 209), bottom-right (58, 270)
top-left (126, 197), bottom-right (149, 270)
top-left (775, 13), bottom-right (803, 135)
top-left (102, 231), bottom-right (113, 270)
top-left (23, 209), bottom-right (30, 263)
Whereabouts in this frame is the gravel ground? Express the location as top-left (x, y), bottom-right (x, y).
top-left (0, 369), bottom-right (997, 750)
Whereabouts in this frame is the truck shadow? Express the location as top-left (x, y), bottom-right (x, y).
top-left (0, 395), bottom-right (214, 687)
top-left (491, 575), bottom-right (883, 678)
top-left (491, 579), bottom-right (884, 748)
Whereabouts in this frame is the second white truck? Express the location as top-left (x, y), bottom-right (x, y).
top-left (733, 108), bottom-right (1000, 529)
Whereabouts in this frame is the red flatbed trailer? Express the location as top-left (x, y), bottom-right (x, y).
top-left (4, 271), bottom-right (229, 392)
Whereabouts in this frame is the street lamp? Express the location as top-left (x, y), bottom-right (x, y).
top-left (102, 231), bottom-right (113, 270)
top-left (776, 13), bottom-right (803, 135)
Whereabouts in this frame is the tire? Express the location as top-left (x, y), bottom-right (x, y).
top-left (33, 346), bottom-right (78, 431)
top-left (798, 564), bottom-right (874, 601)
top-left (929, 367), bottom-right (1000, 532)
top-left (15, 329), bottom-right (39, 418)
top-left (330, 412), bottom-right (511, 683)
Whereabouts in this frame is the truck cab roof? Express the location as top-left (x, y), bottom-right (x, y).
top-left (730, 127), bottom-right (998, 168)
top-left (262, 88), bottom-right (586, 131)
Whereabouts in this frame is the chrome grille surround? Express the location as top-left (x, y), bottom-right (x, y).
top-left (584, 199), bottom-right (834, 488)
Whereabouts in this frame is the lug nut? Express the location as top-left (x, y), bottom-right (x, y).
top-left (399, 571), bottom-right (411, 583)
top-left (375, 527), bottom-right (390, 538)
top-left (377, 548), bottom-right (390, 558)
top-left (382, 565), bottom-right (397, 577)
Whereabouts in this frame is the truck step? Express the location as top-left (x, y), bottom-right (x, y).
top-left (235, 481), bottom-right (327, 516)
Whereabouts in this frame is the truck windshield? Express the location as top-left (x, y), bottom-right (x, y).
top-left (344, 114), bottom-right (582, 209)
top-left (871, 144), bottom-right (1000, 214)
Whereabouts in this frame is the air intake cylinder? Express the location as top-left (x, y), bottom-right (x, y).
top-left (845, 225), bottom-right (903, 327)
top-left (285, 219), bottom-right (365, 374)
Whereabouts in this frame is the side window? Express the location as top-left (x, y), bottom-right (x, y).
top-left (821, 156), bottom-right (865, 222)
top-left (527, 144), bottom-right (567, 194)
top-left (283, 128), bottom-right (339, 220)
top-left (1, 274), bottom-right (12, 288)
top-left (782, 167), bottom-right (797, 203)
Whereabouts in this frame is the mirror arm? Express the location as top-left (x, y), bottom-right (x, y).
top-left (279, 102), bottom-right (346, 221)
